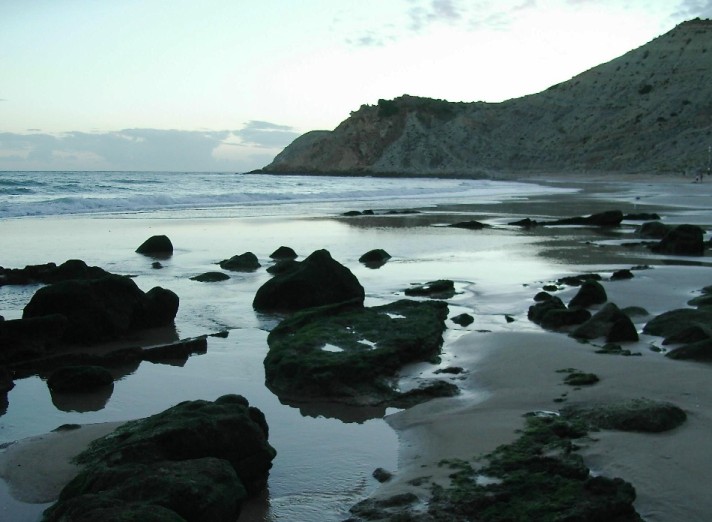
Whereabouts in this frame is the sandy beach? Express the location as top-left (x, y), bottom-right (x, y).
top-left (1, 172), bottom-right (711, 521)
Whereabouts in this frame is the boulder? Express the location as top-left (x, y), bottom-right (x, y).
top-left (253, 249), bottom-right (364, 312)
top-left (359, 249), bottom-right (391, 268)
top-left (451, 313), bottom-right (474, 326)
top-left (448, 220), bottom-right (488, 230)
top-left (568, 280), bottom-right (607, 309)
top-left (528, 296), bottom-right (591, 329)
top-left (571, 303), bottom-right (639, 342)
top-left (269, 246), bottom-right (298, 260)
top-left (266, 259), bottom-right (299, 275)
top-left (547, 210), bottom-right (623, 227)
top-left (662, 324), bottom-right (712, 345)
top-left (218, 252), bottom-right (260, 272)
top-left (610, 269), bottom-right (634, 281)
top-left (637, 221), bottom-right (670, 239)
top-left (0, 314), bottom-right (68, 363)
top-left (264, 299), bottom-right (448, 405)
top-left (666, 339), bottom-right (712, 360)
top-left (47, 365), bottom-right (113, 392)
top-left (643, 308), bottom-right (712, 338)
top-left (650, 224), bottom-right (705, 255)
top-left (404, 280), bottom-right (455, 299)
top-left (190, 272), bottom-right (230, 282)
top-left (563, 399), bottom-right (686, 433)
top-left (44, 394), bottom-right (275, 522)
top-left (136, 235), bottom-right (173, 256)
top-left (22, 275), bottom-right (179, 344)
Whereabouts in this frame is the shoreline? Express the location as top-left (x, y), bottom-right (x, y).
top-left (1, 174), bottom-right (711, 520)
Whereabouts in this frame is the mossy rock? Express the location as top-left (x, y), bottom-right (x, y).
top-left (562, 399), bottom-right (686, 433)
top-left (218, 252), bottom-right (260, 272)
top-left (264, 299), bottom-right (448, 404)
top-left (404, 279), bottom-right (455, 299)
top-left (190, 272), bottom-right (230, 283)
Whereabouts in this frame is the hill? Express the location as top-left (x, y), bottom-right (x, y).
top-left (261, 19), bottom-right (712, 177)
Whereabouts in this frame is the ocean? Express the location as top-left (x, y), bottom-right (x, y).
top-left (0, 171), bottom-right (578, 521)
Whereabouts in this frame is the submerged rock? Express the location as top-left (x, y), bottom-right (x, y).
top-left (448, 220), bottom-right (488, 230)
top-left (404, 279), bottom-right (455, 299)
top-left (219, 252), bottom-right (260, 272)
top-left (136, 235), bottom-right (173, 257)
top-left (44, 394), bottom-right (276, 522)
top-left (264, 299), bottom-right (449, 405)
top-left (190, 272), bottom-right (230, 282)
top-left (253, 249), bottom-right (364, 312)
top-left (547, 210), bottom-right (624, 227)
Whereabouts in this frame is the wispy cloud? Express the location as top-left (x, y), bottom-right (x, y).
top-left (0, 123), bottom-right (301, 172)
top-left (672, 0), bottom-right (712, 19)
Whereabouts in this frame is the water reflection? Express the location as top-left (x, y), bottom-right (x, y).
top-left (278, 397), bottom-right (389, 423)
top-left (50, 383), bottom-right (114, 412)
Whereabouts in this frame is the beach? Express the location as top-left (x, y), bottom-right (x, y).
top-left (1, 172), bottom-right (711, 521)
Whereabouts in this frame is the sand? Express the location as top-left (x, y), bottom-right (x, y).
top-left (2, 173), bottom-right (712, 521)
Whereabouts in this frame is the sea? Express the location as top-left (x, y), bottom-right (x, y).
top-left (0, 171), bottom-right (577, 521)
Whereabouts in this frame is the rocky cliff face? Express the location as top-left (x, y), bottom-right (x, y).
top-left (262, 19), bottom-right (712, 176)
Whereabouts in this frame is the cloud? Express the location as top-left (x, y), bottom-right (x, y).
top-left (672, 0), bottom-right (712, 19)
top-left (0, 123), bottom-right (301, 172)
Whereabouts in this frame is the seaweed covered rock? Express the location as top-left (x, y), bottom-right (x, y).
top-left (650, 224), bottom-right (705, 256)
top-left (571, 303), bottom-right (639, 342)
top-left (562, 399), bottom-right (686, 433)
top-left (136, 235), bottom-right (173, 257)
top-left (44, 395), bottom-right (276, 522)
top-left (218, 252), bottom-right (260, 272)
top-left (568, 280), bottom-right (607, 309)
top-left (22, 275), bottom-right (179, 344)
top-left (253, 249), bottom-right (364, 312)
top-left (264, 299), bottom-right (449, 405)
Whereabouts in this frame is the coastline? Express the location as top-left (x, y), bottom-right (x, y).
top-left (1, 172), bottom-right (711, 520)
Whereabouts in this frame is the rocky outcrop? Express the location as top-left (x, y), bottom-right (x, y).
top-left (43, 395), bottom-right (276, 522)
top-left (261, 20), bottom-right (712, 176)
top-left (253, 249), bottom-right (364, 312)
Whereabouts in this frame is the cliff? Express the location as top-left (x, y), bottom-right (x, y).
top-left (262, 19), bottom-right (712, 176)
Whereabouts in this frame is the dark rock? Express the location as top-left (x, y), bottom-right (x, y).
top-left (45, 395), bottom-right (275, 522)
top-left (0, 260), bottom-right (110, 286)
top-left (152, 261), bottom-right (163, 269)
top-left (529, 297), bottom-right (591, 329)
top-left (434, 366), bottom-right (465, 375)
top-left (142, 336), bottom-right (208, 363)
top-left (688, 293), bottom-right (712, 308)
top-left (266, 259), bottom-right (299, 275)
top-left (190, 272), bottom-right (230, 282)
top-left (534, 291), bottom-right (555, 302)
top-left (595, 343), bottom-right (638, 356)
top-left (136, 235), bottom-right (173, 256)
top-left (448, 220), bottom-right (488, 230)
top-left (666, 338), bottom-right (712, 360)
top-left (404, 279), bottom-right (455, 299)
top-left (637, 221), bottom-right (670, 239)
top-left (547, 210), bottom-right (624, 227)
top-left (44, 496), bottom-right (186, 522)
top-left (562, 399), bottom-right (686, 433)
top-left (624, 213), bottom-right (661, 221)
top-left (388, 380), bottom-right (459, 408)
top-left (269, 246), bottom-right (298, 260)
top-left (643, 308), bottom-right (712, 338)
top-left (505, 314), bottom-right (515, 323)
top-left (342, 210), bottom-right (362, 216)
top-left (22, 275), bottom-right (179, 344)
top-left (650, 224), bottom-right (705, 255)
top-left (359, 249), bottom-right (391, 268)
top-left (571, 303), bottom-right (639, 342)
top-left (47, 365), bottom-right (113, 392)
top-left (253, 249), bottom-right (364, 312)
top-left (264, 299), bottom-right (448, 405)
top-left (0, 314), bottom-right (68, 364)
top-left (621, 306), bottom-right (649, 318)
top-left (557, 273), bottom-right (602, 286)
top-left (662, 324), bottom-right (712, 345)
top-left (542, 284), bottom-right (559, 292)
top-left (611, 269), bottom-right (634, 281)
top-left (218, 252), bottom-right (260, 272)
top-left (451, 313), bottom-right (474, 326)
top-left (508, 218), bottom-right (539, 228)
top-left (568, 280), bottom-right (607, 309)
top-left (372, 468), bottom-right (393, 483)
top-left (564, 372), bottom-right (599, 386)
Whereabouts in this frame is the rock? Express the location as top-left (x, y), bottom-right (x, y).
top-left (595, 343), bottom-right (638, 356)
top-left (358, 249), bottom-right (391, 268)
top-left (190, 272), bottom-right (230, 282)
top-left (151, 261), bottom-right (163, 269)
top-left (508, 218), bottom-right (539, 228)
top-left (45, 395), bottom-right (275, 522)
top-left (264, 299), bottom-right (448, 405)
top-left (266, 259), bottom-right (299, 275)
top-left (610, 269), bottom-right (634, 280)
top-left (624, 213), bottom-right (661, 221)
top-left (448, 220), bottom-right (488, 230)
top-left (562, 399), bottom-right (686, 433)
top-left (404, 279), bottom-right (455, 299)
top-left (528, 297), bottom-right (591, 329)
top-left (662, 324), bottom-right (712, 345)
top-left (141, 336), bottom-right (208, 363)
top-left (534, 291), bottom-right (555, 302)
top-left (47, 365), bottom-right (113, 392)
top-left (253, 249), bottom-right (365, 312)
top-left (637, 221), bottom-right (670, 238)
top-left (342, 210), bottom-right (362, 216)
top-left (136, 235), bottom-right (173, 256)
top-left (564, 372), bottom-right (600, 386)
top-left (22, 275), bottom-right (179, 344)
top-left (0, 314), bottom-right (68, 363)
top-left (556, 273), bottom-right (602, 286)
top-left (451, 313), bottom-right (474, 326)
top-left (434, 366), bottom-right (465, 375)
top-left (666, 338), bottom-right (712, 360)
top-left (688, 293), bottom-right (712, 308)
top-left (387, 380), bottom-right (459, 408)
top-left (571, 303), bottom-right (639, 342)
top-left (621, 306), bottom-right (649, 318)
top-left (218, 252), bottom-right (260, 272)
top-left (372, 468), bottom-right (393, 483)
top-left (0, 260), bottom-right (110, 286)
top-left (547, 210), bottom-right (623, 227)
top-left (643, 308), bottom-right (712, 338)
top-left (269, 246), bottom-right (298, 260)
top-left (650, 224), bottom-right (705, 255)
top-left (568, 280), bottom-right (607, 309)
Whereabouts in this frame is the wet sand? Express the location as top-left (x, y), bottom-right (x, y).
top-left (1, 173), bottom-right (711, 521)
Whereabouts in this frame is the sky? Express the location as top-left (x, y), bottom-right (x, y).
top-left (1, 0), bottom-right (711, 172)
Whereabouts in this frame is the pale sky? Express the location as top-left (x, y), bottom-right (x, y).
top-left (1, 0), bottom-right (711, 172)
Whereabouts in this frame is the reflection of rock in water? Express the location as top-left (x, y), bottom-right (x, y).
top-left (280, 397), bottom-right (387, 423)
top-left (50, 383), bottom-right (114, 412)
